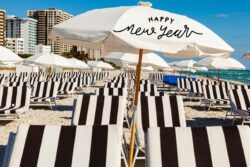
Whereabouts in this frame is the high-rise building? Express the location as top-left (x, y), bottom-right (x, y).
top-left (0, 10), bottom-right (6, 46)
top-left (27, 8), bottom-right (73, 54)
top-left (35, 44), bottom-right (51, 54)
top-left (6, 15), bottom-right (37, 54)
top-left (6, 38), bottom-right (24, 54)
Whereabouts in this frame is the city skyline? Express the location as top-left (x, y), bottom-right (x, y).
top-left (1, 0), bottom-right (250, 69)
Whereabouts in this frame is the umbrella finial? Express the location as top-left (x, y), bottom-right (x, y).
top-left (137, 1), bottom-right (153, 7)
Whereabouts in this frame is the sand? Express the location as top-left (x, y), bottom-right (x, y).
top-left (0, 71), bottom-right (235, 166)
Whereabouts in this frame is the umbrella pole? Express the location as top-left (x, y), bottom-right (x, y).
top-left (128, 49), bottom-right (143, 167)
top-left (218, 68), bottom-right (220, 81)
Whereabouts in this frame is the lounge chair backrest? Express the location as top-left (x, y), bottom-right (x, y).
top-left (72, 95), bottom-right (125, 128)
top-left (228, 89), bottom-right (250, 111)
top-left (95, 88), bottom-right (127, 96)
top-left (0, 86), bottom-right (31, 113)
top-left (31, 82), bottom-right (59, 99)
top-left (139, 84), bottom-right (157, 92)
top-left (203, 84), bottom-right (228, 100)
top-left (147, 126), bottom-right (250, 167)
top-left (6, 125), bottom-right (121, 167)
top-left (177, 78), bottom-right (190, 90)
top-left (231, 84), bottom-right (250, 90)
top-left (189, 81), bottom-right (204, 94)
top-left (58, 82), bottom-right (77, 94)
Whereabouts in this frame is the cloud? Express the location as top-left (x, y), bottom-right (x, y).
top-left (217, 13), bottom-right (229, 18)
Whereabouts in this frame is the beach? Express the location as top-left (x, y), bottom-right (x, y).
top-left (0, 71), bottom-right (234, 166)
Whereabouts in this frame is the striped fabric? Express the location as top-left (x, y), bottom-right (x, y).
top-left (203, 85), bottom-right (229, 105)
top-left (229, 89), bottom-right (250, 116)
top-left (58, 82), bottom-right (77, 95)
top-left (31, 82), bottom-right (59, 102)
top-left (6, 125), bottom-right (121, 167)
top-left (139, 84), bottom-right (157, 92)
top-left (140, 91), bottom-right (165, 96)
top-left (231, 84), bottom-right (250, 90)
top-left (72, 95), bottom-right (125, 127)
top-left (147, 126), bottom-right (250, 167)
top-left (189, 81), bottom-right (203, 94)
top-left (95, 88), bottom-right (127, 96)
top-left (177, 78), bottom-right (190, 91)
top-left (136, 95), bottom-right (186, 146)
top-left (105, 81), bottom-right (126, 88)
top-left (0, 86), bottom-right (31, 114)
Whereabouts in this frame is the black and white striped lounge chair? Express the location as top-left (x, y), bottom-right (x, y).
top-left (147, 126), bottom-right (250, 167)
top-left (231, 84), bottom-right (250, 90)
top-left (227, 89), bottom-right (250, 124)
top-left (30, 81), bottom-right (59, 107)
top-left (188, 81), bottom-right (204, 101)
top-left (133, 95), bottom-right (186, 166)
top-left (0, 86), bottom-right (31, 122)
top-left (3, 125), bottom-right (121, 167)
top-left (95, 87), bottom-right (127, 96)
top-left (72, 95), bottom-right (125, 128)
top-left (57, 82), bottom-right (77, 96)
top-left (202, 85), bottom-right (230, 111)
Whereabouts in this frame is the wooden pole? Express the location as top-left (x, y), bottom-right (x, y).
top-left (128, 49), bottom-right (143, 167)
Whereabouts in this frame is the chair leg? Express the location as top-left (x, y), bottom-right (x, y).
top-left (207, 103), bottom-right (212, 111)
top-left (121, 146), bottom-right (128, 167)
top-left (242, 116), bottom-right (246, 125)
top-left (224, 110), bottom-right (229, 120)
top-left (232, 115), bottom-right (236, 125)
top-left (132, 147), bottom-right (139, 167)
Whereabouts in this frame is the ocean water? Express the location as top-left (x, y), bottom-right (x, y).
top-left (182, 70), bottom-right (250, 84)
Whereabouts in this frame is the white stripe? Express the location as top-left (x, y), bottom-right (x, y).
top-left (176, 127), bottom-right (196, 167)
top-left (162, 95), bottom-right (173, 126)
top-left (71, 126), bottom-right (92, 166)
top-left (207, 126), bottom-right (230, 167)
top-left (105, 126), bottom-right (121, 167)
top-left (86, 96), bottom-right (97, 125)
top-left (148, 97), bottom-right (157, 127)
top-left (147, 128), bottom-right (162, 167)
top-left (101, 96), bottom-right (112, 124)
top-left (37, 126), bottom-right (61, 167)
top-left (8, 125), bottom-right (29, 167)
top-left (73, 95), bottom-right (83, 125)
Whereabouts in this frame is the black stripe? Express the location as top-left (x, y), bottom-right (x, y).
top-left (55, 126), bottom-right (76, 167)
top-left (0, 87), bottom-right (8, 108)
top-left (241, 89), bottom-right (250, 109)
top-left (233, 90), bottom-right (242, 110)
top-left (109, 96), bottom-right (119, 124)
top-left (191, 127), bottom-right (213, 167)
top-left (94, 96), bottom-right (105, 125)
top-left (169, 96), bottom-right (180, 126)
top-left (141, 96), bottom-right (149, 132)
top-left (160, 128), bottom-right (178, 167)
top-left (222, 126), bottom-right (247, 167)
top-left (78, 95), bottom-right (90, 125)
top-left (20, 126), bottom-right (45, 167)
top-left (89, 126), bottom-right (108, 167)
top-left (155, 96), bottom-right (165, 127)
top-left (42, 82), bottom-right (48, 98)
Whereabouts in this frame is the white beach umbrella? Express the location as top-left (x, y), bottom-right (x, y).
top-left (242, 51), bottom-right (250, 60)
top-left (168, 61), bottom-right (178, 66)
top-left (126, 64), bottom-right (154, 71)
top-left (0, 46), bottom-right (23, 64)
top-left (104, 52), bottom-right (169, 68)
top-left (24, 53), bottom-right (74, 68)
top-left (50, 6), bottom-right (233, 58)
top-left (175, 59), bottom-right (196, 68)
top-left (195, 57), bottom-right (246, 80)
top-left (87, 61), bottom-right (114, 69)
top-left (194, 57), bottom-right (246, 70)
top-left (50, 6), bottom-right (234, 166)
top-left (68, 58), bottom-right (89, 69)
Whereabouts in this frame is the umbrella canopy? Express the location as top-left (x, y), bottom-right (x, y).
top-left (194, 57), bottom-right (246, 70)
top-left (50, 6), bottom-right (234, 58)
top-left (125, 64), bottom-right (154, 71)
top-left (24, 53), bottom-right (74, 68)
top-left (87, 61), bottom-right (114, 69)
top-left (242, 51), bottom-right (250, 60)
top-left (68, 58), bottom-right (89, 69)
top-left (175, 59), bottom-right (196, 68)
top-left (104, 52), bottom-right (169, 68)
top-left (0, 46), bottom-right (23, 64)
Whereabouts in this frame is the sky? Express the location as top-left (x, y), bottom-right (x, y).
top-left (1, 0), bottom-right (250, 69)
